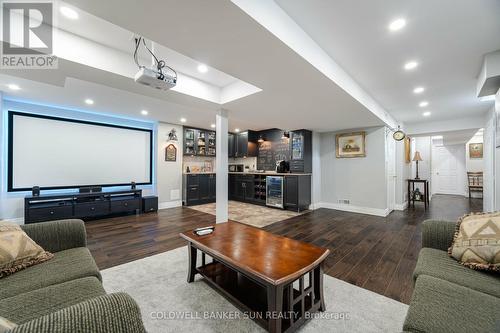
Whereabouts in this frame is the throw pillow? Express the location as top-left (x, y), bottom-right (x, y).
top-left (448, 212), bottom-right (500, 272)
top-left (0, 222), bottom-right (54, 278)
top-left (0, 316), bottom-right (17, 333)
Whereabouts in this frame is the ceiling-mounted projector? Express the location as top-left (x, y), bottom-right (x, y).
top-left (133, 36), bottom-right (177, 90)
top-left (134, 67), bottom-right (176, 90)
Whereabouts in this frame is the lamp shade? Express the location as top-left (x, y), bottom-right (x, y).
top-left (412, 151), bottom-right (423, 162)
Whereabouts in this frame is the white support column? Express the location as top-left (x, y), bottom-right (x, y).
top-left (216, 109), bottom-right (229, 223)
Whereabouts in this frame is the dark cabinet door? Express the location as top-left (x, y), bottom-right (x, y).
top-left (228, 133), bottom-right (235, 158)
top-left (284, 176), bottom-right (299, 210)
top-left (184, 128), bottom-right (196, 155)
top-left (186, 185), bottom-right (200, 205)
top-left (236, 132), bottom-right (248, 157)
top-left (234, 177), bottom-right (246, 201)
top-left (207, 131), bottom-right (216, 156)
top-left (199, 175), bottom-right (211, 201)
top-left (228, 174), bottom-right (236, 199)
top-left (244, 180), bottom-right (255, 201)
top-left (209, 174), bottom-right (216, 200)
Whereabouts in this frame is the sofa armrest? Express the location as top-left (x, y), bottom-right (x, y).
top-left (21, 219), bottom-right (87, 253)
top-left (421, 219), bottom-right (457, 251)
top-left (9, 293), bottom-right (146, 333)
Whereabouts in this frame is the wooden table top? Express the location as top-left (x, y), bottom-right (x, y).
top-left (180, 222), bottom-right (330, 286)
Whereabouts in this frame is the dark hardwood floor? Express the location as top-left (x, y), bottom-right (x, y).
top-left (86, 194), bottom-right (482, 304)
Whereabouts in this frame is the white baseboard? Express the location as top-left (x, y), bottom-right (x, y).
top-left (317, 202), bottom-right (391, 217)
top-left (394, 201), bottom-right (408, 211)
top-left (158, 200), bottom-right (182, 210)
top-left (0, 217), bottom-right (24, 225)
top-left (308, 202), bottom-right (322, 210)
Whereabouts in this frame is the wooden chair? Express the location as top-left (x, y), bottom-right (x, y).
top-left (467, 172), bottom-right (483, 198)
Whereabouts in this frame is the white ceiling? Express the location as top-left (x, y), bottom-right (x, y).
top-left (2, 0), bottom-right (386, 132)
top-left (276, 0), bottom-right (500, 124)
top-left (55, 3), bottom-right (239, 89)
top-left (1, 0), bottom-right (497, 132)
top-left (415, 128), bottom-right (480, 146)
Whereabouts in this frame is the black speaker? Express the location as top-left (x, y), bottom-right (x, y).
top-left (79, 187), bottom-right (91, 193)
top-left (142, 196), bottom-right (158, 213)
top-left (90, 186), bottom-right (102, 193)
top-left (131, 182), bottom-right (136, 190)
top-left (80, 186), bottom-right (102, 193)
top-left (32, 186), bottom-right (40, 197)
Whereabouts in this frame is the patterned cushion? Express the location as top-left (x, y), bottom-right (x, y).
top-left (449, 212), bottom-right (500, 272)
top-left (0, 222), bottom-right (53, 278)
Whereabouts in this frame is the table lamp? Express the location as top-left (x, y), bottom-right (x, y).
top-left (413, 151), bottom-right (423, 179)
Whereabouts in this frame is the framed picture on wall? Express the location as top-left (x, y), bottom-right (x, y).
top-left (336, 132), bottom-right (366, 158)
top-left (165, 144), bottom-right (177, 161)
top-left (469, 143), bottom-right (483, 158)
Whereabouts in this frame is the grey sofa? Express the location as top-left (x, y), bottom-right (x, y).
top-left (403, 220), bottom-right (500, 333)
top-left (0, 219), bottom-right (146, 333)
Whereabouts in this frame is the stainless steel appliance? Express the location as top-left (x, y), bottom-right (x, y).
top-left (229, 164), bottom-right (244, 172)
top-left (266, 176), bottom-right (284, 209)
top-left (275, 160), bottom-right (290, 173)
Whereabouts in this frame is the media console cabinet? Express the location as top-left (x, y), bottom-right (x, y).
top-left (24, 189), bottom-right (142, 224)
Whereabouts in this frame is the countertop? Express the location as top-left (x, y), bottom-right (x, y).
top-left (184, 171), bottom-right (311, 176)
top-left (229, 171), bottom-right (312, 176)
top-left (183, 172), bottom-right (215, 175)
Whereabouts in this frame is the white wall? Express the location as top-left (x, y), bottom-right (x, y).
top-left (411, 137), bottom-right (432, 193)
top-left (483, 106), bottom-right (495, 211)
top-left (319, 126), bottom-right (389, 216)
top-left (156, 122), bottom-right (183, 209)
top-left (311, 131), bottom-right (322, 208)
top-left (466, 132), bottom-right (484, 173)
top-left (0, 99), bottom-right (183, 222)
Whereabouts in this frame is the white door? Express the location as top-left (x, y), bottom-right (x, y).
top-left (432, 145), bottom-right (466, 195)
top-left (386, 132), bottom-right (396, 211)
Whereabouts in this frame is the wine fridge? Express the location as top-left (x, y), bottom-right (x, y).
top-left (266, 176), bottom-right (284, 209)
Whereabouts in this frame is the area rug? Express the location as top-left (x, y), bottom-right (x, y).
top-left (188, 200), bottom-right (306, 228)
top-left (102, 246), bottom-right (408, 333)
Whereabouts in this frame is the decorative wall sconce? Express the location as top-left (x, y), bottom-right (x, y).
top-left (167, 128), bottom-right (178, 142)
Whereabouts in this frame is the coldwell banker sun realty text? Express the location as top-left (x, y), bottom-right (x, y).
top-left (1, 0), bottom-right (58, 68)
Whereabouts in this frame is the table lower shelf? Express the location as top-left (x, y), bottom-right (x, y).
top-left (196, 260), bottom-right (321, 332)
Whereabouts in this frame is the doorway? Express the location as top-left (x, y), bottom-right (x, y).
top-left (431, 144), bottom-right (466, 196)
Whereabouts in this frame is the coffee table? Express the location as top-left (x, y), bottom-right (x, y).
top-left (180, 222), bottom-right (330, 333)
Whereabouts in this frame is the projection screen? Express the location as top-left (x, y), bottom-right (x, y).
top-left (8, 112), bottom-right (152, 191)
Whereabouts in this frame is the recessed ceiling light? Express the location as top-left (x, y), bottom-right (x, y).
top-left (423, 111), bottom-right (431, 117)
top-left (210, 124), bottom-right (216, 128)
top-left (419, 101), bottom-right (429, 107)
top-left (197, 64), bottom-right (208, 73)
top-left (234, 128), bottom-right (240, 133)
top-left (60, 6), bottom-right (79, 20)
top-left (404, 61), bottom-right (418, 71)
top-left (141, 110), bottom-right (148, 115)
top-left (413, 86), bottom-right (425, 94)
top-left (84, 98), bottom-right (94, 105)
top-left (7, 83), bottom-right (20, 90)
top-left (180, 118), bottom-right (187, 123)
top-left (389, 18), bottom-right (406, 31)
